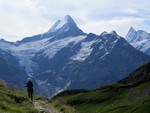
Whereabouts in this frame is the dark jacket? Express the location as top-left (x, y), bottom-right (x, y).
top-left (26, 81), bottom-right (33, 91)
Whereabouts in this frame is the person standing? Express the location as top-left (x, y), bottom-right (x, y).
top-left (26, 78), bottom-right (33, 101)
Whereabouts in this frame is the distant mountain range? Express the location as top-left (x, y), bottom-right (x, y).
top-left (126, 27), bottom-right (150, 55)
top-left (0, 15), bottom-right (150, 98)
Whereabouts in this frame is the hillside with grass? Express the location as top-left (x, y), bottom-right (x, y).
top-left (0, 62), bottom-right (149, 113)
top-left (50, 62), bottom-right (150, 113)
top-left (0, 81), bottom-right (37, 113)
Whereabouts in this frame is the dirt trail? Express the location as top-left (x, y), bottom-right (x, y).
top-left (33, 100), bottom-right (61, 113)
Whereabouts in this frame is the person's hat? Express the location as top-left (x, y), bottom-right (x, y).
top-left (28, 78), bottom-right (31, 81)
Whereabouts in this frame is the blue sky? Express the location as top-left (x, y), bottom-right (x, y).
top-left (0, 0), bottom-right (150, 41)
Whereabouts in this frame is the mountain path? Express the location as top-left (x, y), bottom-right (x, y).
top-left (33, 100), bottom-right (61, 113)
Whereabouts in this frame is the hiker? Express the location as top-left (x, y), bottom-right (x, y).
top-left (25, 78), bottom-right (33, 101)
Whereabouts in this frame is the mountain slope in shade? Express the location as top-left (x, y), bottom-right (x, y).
top-left (69, 31), bottom-right (150, 89)
top-left (118, 62), bottom-right (150, 84)
top-left (32, 31), bottom-right (150, 97)
top-left (126, 27), bottom-right (150, 55)
top-left (51, 62), bottom-right (150, 113)
top-left (0, 49), bottom-right (28, 88)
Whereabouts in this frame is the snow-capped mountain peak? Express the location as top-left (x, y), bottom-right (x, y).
top-left (129, 27), bottom-right (136, 33)
top-left (17, 15), bottom-right (85, 44)
top-left (126, 27), bottom-right (150, 55)
top-left (63, 15), bottom-right (76, 25)
top-left (110, 30), bottom-right (117, 35)
top-left (46, 15), bottom-right (85, 38)
top-left (126, 27), bottom-right (137, 43)
top-left (48, 15), bottom-right (76, 32)
top-left (100, 31), bottom-right (108, 36)
top-left (126, 27), bottom-right (150, 43)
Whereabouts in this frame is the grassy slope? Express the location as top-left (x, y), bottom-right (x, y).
top-left (0, 81), bottom-right (37, 113)
top-left (50, 82), bottom-right (150, 113)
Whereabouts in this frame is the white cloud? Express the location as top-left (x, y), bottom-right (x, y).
top-left (123, 9), bottom-right (139, 14)
top-left (79, 17), bottom-right (146, 36)
top-left (0, 0), bottom-right (150, 41)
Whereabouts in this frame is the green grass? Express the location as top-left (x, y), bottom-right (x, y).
top-left (50, 99), bottom-right (76, 113)
top-left (50, 82), bottom-right (150, 113)
top-left (0, 81), bottom-right (37, 113)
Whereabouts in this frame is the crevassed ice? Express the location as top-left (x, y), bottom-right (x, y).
top-left (0, 36), bottom-right (86, 74)
top-left (131, 39), bottom-right (150, 54)
top-left (42, 36), bottom-right (86, 59)
top-left (71, 40), bottom-right (96, 61)
top-left (11, 38), bottom-right (51, 74)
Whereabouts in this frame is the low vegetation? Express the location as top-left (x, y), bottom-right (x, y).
top-left (0, 80), bottom-right (37, 113)
top-left (50, 82), bottom-right (150, 113)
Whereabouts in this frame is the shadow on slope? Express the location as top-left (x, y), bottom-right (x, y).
top-left (50, 62), bottom-right (150, 113)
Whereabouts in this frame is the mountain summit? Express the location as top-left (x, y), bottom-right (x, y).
top-left (17, 15), bottom-right (85, 44)
top-left (126, 27), bottom-right (150, 55)
top-left (47, 15), bottom-right (85, 38)
top-left (126, 27), bottom-right (150, 43)
top-left (49, 15), bottom-right (76, 32)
